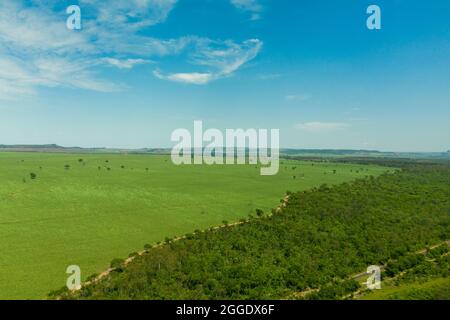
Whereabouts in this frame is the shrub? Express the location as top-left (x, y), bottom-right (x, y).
top-left (30, 172), bottom-right (37, 180)
top-left (110, 258), bottom-right (125, 269)
top-left (186, 233), bottom-right (195, 240)
top-left (86, 273), bottom-right (99, 282)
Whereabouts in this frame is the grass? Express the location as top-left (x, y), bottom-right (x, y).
top-left (361, 277), bottom-right (450, 300)
top-left (0, 152), bottom-right (390, 299)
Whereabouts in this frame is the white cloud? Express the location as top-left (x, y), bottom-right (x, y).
top-left (0, 79), bottom-right (35, 101)
top-left (33, 57), bottom-right (122, 92)
top-left (153, 70), bottom-right (214, 85)
top-left (155, 38), bottom-right (263, 84)
top-left (79, 0), bottom-right (178, 30)
top-left (102, 58), bottom-right (151, 69)
top-left (295, 122), bottom-right (349, 133)
top-left (231, 0), bottom-right (263, 20)
top-left (0, 2), bottom-right (93, 54)
top-left (0, 0), bottom-right (263, 99)
top-left (0, 1), bottom-right (119, 99)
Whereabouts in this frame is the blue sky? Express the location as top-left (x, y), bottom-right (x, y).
top-left (0, 0), bottom-right (449, 151)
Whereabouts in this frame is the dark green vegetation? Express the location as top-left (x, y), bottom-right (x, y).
top-left (1, 152), bottom-right (387, 299)
top-left (360, 244), bottom-right (449, 300)
top-left (55, 162), bottom-right (450, 300)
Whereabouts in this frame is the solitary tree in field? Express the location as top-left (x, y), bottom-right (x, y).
top-left (64, 164), bottom-right (70, 170)
top-left (30, 172), bottom-right (37, 180)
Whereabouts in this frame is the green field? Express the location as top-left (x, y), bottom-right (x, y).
top-left (0, 152), bottom-right (390, 299)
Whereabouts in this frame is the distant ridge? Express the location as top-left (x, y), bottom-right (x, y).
top-left (0, 144), bottom-right (167, 154)
top-left (0, 145), bottom-right (449, 159)
top-left (0, 144), bottom-right (63, 149)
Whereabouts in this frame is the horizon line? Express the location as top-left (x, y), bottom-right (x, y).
top-left (0, 144), bottom-right (448, 154)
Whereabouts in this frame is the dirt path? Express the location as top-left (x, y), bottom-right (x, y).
top-left (291, 240), bottom-right (449, 300)
top-left (72, 195), bottom-right (291, 292)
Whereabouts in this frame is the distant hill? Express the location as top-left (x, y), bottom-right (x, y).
top-left (0, 144), bottom-right (170, 154)
top-left (0, 145), bottom-right (448, 160)
top-left (0, 144), bottom-right (62, 149)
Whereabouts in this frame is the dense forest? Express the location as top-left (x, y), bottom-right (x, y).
top-left (52, 161), bottom-right (450, 300)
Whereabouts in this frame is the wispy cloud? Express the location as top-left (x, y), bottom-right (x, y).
top-left (0, 1), bottom-right (127, 99)
top-left (231, 0), bottom-right (263, 21)
top-left (0, 0), bottom-right (262, 99)
top-left (153, 70), bottom-right (213, 85)
top-left (154, 38), bottom-right (263, 84)
top-left (79, 0), bottom-right (178, 30)
top-left (295, 122), bottom-right (349, 133)
top-left (102, 58), bottom-right (151, 69)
